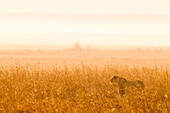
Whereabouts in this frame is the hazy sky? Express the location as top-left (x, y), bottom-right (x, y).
top-left (0, 0), bottom-right (170, 46)
top-left (0, 0), bottom-right (170, 14)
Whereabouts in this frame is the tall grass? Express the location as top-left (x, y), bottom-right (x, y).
top-left (0, 63), bottom-right (169, 112)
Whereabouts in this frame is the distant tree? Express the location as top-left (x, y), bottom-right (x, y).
top-left (73, 42), bottom-right (82, 51)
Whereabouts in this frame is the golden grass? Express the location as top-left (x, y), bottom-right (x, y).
top-left (0, 62), bottom-right (169, 113)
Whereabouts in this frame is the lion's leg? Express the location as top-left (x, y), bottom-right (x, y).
top-left (119, 88), bottom-right (125, 97)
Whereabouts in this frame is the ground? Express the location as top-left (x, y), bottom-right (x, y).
top-left (0, 45), bottom-right (169, 112)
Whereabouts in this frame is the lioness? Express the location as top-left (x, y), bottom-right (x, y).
top-left (110, 76), bottom-right (144, 97)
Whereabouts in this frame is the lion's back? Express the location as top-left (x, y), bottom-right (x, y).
top-left (125, 80), bottom-right (144, 89)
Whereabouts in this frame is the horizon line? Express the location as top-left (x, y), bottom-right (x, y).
top-left (1, 11), bottom-right (170, 16)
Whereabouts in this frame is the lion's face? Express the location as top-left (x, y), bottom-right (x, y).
top-left (110, 76), bottom-right (119, 83)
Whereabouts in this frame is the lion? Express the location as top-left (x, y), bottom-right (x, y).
top-left (110, 76), bottom-right (144, 97)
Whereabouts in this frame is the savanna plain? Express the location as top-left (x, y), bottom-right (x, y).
top-left (0, 45), bottom-right (169, 113)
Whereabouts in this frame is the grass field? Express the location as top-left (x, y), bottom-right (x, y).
top-left (0, 46), bottom-right (169, 112)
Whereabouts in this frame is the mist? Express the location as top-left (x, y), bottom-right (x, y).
top-left (0, 13), bottom-right (170, 47)
top-left (0, 33), bottom-right (169, 47)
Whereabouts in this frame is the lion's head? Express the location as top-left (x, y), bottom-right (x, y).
top-left (110, 76), bottom-right (119, 83)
